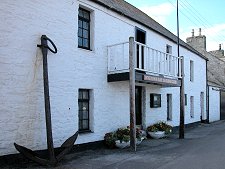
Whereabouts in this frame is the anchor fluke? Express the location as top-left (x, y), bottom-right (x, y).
top-left (14, 143), bottom-right (51, 166)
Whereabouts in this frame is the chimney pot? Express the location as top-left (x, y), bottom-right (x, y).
top-left (192, 29), bottom-right (194, 37)
top-left (199, 28), bottom-right (202, 36)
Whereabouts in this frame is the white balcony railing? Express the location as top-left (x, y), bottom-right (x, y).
top-left (108, 41), bottom-right (180, 78)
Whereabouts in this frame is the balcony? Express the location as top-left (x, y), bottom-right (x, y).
top-left (107, 39), bottom-right (181, 87)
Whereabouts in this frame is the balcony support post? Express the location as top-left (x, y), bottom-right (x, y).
top-left (129, 37), bottom-right (136, 151)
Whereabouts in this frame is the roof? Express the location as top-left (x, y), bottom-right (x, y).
top-left (208, 70), bottom-right (224, 87)
top-left (90, 0), bottom-right (208, 61)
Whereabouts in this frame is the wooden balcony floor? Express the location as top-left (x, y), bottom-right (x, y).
top-left (108, 70), bottom-right (181, 87)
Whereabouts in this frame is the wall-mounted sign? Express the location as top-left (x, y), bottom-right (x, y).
top-left (143, 75), bottom-right (181, 86)
top-left (150, 93), bottom-right (161, 108)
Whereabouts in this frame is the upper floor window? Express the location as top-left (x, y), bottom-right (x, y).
top-left (190, 60), bottom-right (194, 82)
top-left (78, 8), bottom-right (90, 50)
top-left (166, 45), bottom-right (172, 73)
top-left (135, 27), bottom-right (146, 69)
top-left (135, 27), bottom-right (146, 44)
top-left (166, 45), bottom-right (172, 54)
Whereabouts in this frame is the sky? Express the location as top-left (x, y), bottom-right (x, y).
top-left (125, 0), bottom-right (225, 51)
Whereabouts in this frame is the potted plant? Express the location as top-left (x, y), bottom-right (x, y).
top-left (104, 126), bottom-right (145, 149)
top-left (147, 121), bottom-right (172, 139)
top-left (104, 132), bottom-right (116, 149)
top-left (114, 127), bottom-right (130, 148)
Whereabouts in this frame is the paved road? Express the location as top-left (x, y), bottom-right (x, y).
top-left (3, 121), bottom-right (225, 169)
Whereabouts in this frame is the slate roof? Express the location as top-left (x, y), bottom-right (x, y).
top-left (90, 0), bottom-right (208, 60)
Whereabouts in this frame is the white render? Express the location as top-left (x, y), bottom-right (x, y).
top-left (208, 86), bottom-right (220, 122)
top-left (0, 0), bottom-right (207, 156)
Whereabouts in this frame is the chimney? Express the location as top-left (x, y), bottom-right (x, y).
top-left (186, 28), bottom-right (206, 51)
top-left (192, 29), bottom-right (194, 37)
top-left (219, 44), bottom-right (221, 50)
top-left (199, 28), bottom-right (202, 36)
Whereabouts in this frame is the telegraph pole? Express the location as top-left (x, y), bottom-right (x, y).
top-left (177, 0), bottom-right (185, 139)
top-left (129, 37), bottom-right (136, 151)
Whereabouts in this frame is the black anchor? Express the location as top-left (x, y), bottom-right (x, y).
top-left (14, 35), bottom-right (78, 166)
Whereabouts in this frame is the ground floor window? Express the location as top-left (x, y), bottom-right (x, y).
top-left (190, 96), bottom-right (194, 118)
top-left (78, 89), bottom-right (90, 131)
top-left (185, 94), bottom-right (187, 106)
top-left (167, 94), bottom-right (172, 121)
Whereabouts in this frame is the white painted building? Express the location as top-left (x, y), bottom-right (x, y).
top-left (0, 0), bottom-right (208, 156)
top-left (186, 29), bottom-right (225, 123)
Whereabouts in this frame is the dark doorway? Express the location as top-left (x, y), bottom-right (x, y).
top-left (135, 27), bottom-right (146, 69)
top-left (220, 91), bottom-right (225, 120)
top-left (135, 28), bottom-right (146, 44)
top-left (200, 92), bottom-right (205, 122)
top-left (135, 86), bottom-right (142, 126)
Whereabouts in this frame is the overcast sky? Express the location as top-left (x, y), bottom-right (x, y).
top-left (125, 0), bottom-right (225, 51)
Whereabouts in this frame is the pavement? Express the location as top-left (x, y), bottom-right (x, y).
top-left (2, 120), bottom-right (225, 169)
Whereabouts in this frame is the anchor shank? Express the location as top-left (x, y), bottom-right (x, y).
top-left (41, 35), bottom-right (56, 164)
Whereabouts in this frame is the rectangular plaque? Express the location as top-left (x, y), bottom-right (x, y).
top-left (143, 74), bottom-right (180, 86)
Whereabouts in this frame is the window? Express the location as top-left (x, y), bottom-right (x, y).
top-left (135, 27), bottom-right (146, 69)
top-left (185, 94), bottom-right (187, 106)
top-left (135, 27), bottom-right (146, 44)
top-left (190, 60), bottom-right (194, 81)
top-left (78, 89), bottom-right (90, 131)
top-left (190, 96), bottom-right (194, 118)
top-left (166, 45), bottom-right (172, 74)
top-left (167, 94), bottom-right (172, 121)
top-left (78, 8), bottom-right (90, 50)
top-left (166, 45), bottom-right (172, 54)
top-left (150, 94), bottom-right (161, 108)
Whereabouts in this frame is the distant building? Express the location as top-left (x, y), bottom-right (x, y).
top-left (209, 44), bottom-right (225, 61)
top-left (186, 28), bottom-right (225, 122)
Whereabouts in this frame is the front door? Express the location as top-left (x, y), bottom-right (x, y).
top-left (200, 92), bottom-right (205, 122)
top-left (135, 86), bottom-right (142, 126)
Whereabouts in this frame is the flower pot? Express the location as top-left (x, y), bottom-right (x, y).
top-left (136, 137), bottom-right (144, 145)
top-left (148, 131), bottom-right (165, 139)
top-left (115, 140), bottom-right (130, 149)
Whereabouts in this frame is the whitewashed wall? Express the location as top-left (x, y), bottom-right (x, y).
top-left (181, 47), bottom-right (207, 123)
top-left (143, 85), bottom-right (180, 127)
top-left (209, 86), bottom-right (220, 122)
top-left (0, 0), bottom-right (207, 155)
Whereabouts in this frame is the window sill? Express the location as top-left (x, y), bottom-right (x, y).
top-left (78, 130), bottom-right (93, 134)
top-left (78, 47), bottom-right (95, 54)
top-left (78, 47), bottom-right (92, 51)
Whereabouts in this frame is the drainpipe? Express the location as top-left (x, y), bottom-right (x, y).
top-left (206, 60), bottom-right (210, 123)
